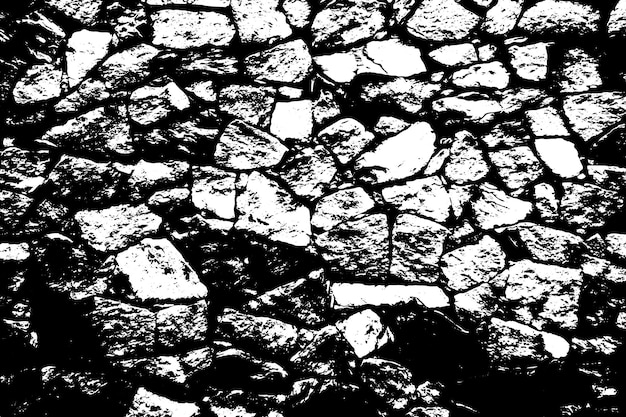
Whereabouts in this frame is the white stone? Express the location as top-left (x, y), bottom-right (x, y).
top-left (0, 242), bottom-right (30, 262)
top-left (382, 176), bottom-right (451, 223)
top-left (508, 43), bottom-right (549, 82)
top-left (270, 100), bottom-right (313, 142)
top-left (311, 187), bottom-right (375, 230)
top-left (185, 80), bottom-right (217, 103)
top-left (331, 283), bottom-right (450, 310)
top-left (314, 52), bottom-right (360, 84)
top-left (13, 63), bottom-right (63, 105)
top-left (282, 0), bottom-right (311, 29)
top-left (563, 92), bottom-right (626, 142)
top-left (231, 0), bottom-right (292, 45)
top-left (558, 49), bottom-right (602, 93)
top-left (336, 309), bottom-right (393, 358)
top-left (66, 30), bottom-right (113, 88)
top-left (125, 387), bottom-right (200, 417)
top-left (151, 10), bottom-right (235, 49)
top-left (525, 107), bottom-right (570, 137)
top-left (471, 183), bottom-right (533, 229)
top-left (533, 183), bottom-right (559, 223)
top-left (428, 43), bottom-right (477, 67)
top-left (535, 138), bottom-right (583, 179)
top-left (481, 0), bottom-right (524, 35)
top-left (363, 38), bottom-right (427, 77)
top-left (115, 238), bottom-right (207, 304)
top-left (608, 0), bottom-right (626, 37)
top-left (518, 0), bottom-right (601, 36)
top-left (191, 166), bottom-right (237, 220)
top-left (451, 61), bottom-right (510, 90)
top-left (355, 122), bottom-right (437, 183)
top-left (541, 332), bottom-right (570, 358)
top-left (129, 80), bottom-right (191, 126)
top-left (243, 39), bottom-right (312, 84)
top-left (406, 0), bottom-right (481, 42)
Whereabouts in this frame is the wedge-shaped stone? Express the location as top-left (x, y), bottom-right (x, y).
top-left (113, 238), bottom-right (208, 304)
top-left (214, 120), bottom-right (288, 170)
top-left (336, 309), bottom-right (393, 358)
top-left (65, 30), bottom-right (112, 88)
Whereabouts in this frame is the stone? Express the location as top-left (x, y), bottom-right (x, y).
top-left (178, 50), bottom-right (238, 77)
top-left (151, 9), bottom-right (235, 49)
top-left (582, 255), bottom-right (626, 285)
top-left (283, 0), bottom-right (311, 28)
top-left (606, 233), bottom-right (626, 262)
top-left (500, 89), bottom-right (550, 115)
top-left (126, 160), bottom-right (190, 201)
top-left (501, 260), bottom-right (583, 331)
top-left (391, 213), bottom-right (448, 283)
top-left (242, 274), bottom-right (330, 327)
top-left (89, 297), bottom-right (156, 358)
top-left (336, 310), bottom-right (393, 358)
top-left (244, 39), bottom-right (312, 84)
top-left (156, 300), bottom-right (209, 349)
top-left (311, 0), bottom-right (386, 49)
top-left (508, 42), bottom-right (549, 82)
top-left (534, 183), bottom-right (559, 223)
top-left (407, 407), bottom-right (451, 417)
top-left (311, 187), bottom-right (375, 230)
top-left (54, 78), bottom-right (111, 114)
top-left (47, 155), bottom-right (126, 205)
top-left (98, 44), bottom-right (160, 90)
top-left (359, 358), bottom-right (417, 411)
top-left (231, 0), bottom-right (292, 45)
top-left (451, 61), bottom-right (510, 90)
top-left (289, 326), bottom-right (354, 378)
top-left (362, 38), bottom-right (427, 77)
top-left (481, 0), bottom-right (524, 36)
top-left (483, 318), bottom-right (569, 369)
top-left (270, 100), bottom-right (313, 142)
top-left (375, 116), bottom-right (410, 137)
top-left (0, 242), bottom-right (30, 263)
top-left (563, 92), bottom-right (626, 141)
top-left (454, 283), bottom-right (498, 322)
top-left (125, 387), bottom-right (200, 417)
top-left (588, 164), bottom-right (626, 192)
top-left (480, 120), bottom-right (529, 149)
top-left (113, 238), bottom-right (207, 304)
top-left (330, 283), bottom-right (450, 310)
top-left (235, 172), bottom-right (311, 247)
top-left (558, 48), bottom-right (602, 93)
top-left (313, 89), bottom-right (341, 125)
top-left (471, 183), bottom-right (533, 229)
top-left (45, 0), bottom-right (103, 25)
top-left (518, 0), bottom-right (601, 36)
top-left (13, 63), bottom-right (63, 105)
top-left (526, 107), bottom-right (570, 138)
top-left (441, 236), bottom-right (506, 292)
top-left (382, 176), bottom-right (451, 223)
top-left (129, 79), bottom-right (191, 126)
top-left (147, 188), bottom-right (190, 215)
top-left (498, 223), bottom-right (584, 266)
top-left (317, 118), bottom-right (375, 164)
top-left (355, 122), bottom-right (437, 183)
top-left (444, 131), bottom-right (489, 185)
top-left (608, 0), bottom-right (626, 38)
top-left (406, 0), bottom-right (480, 42)
top-left (534, 138), bottom-right (583, 178)
top-left (214, 120), bottom-right (288, 170)
top-left (185, 80), bottom-right (217, 103)
top-left (428, 43), bottom-right (477, 68)
top-left (218, 84), bottom-right (275, 128)
top-left (432, 93), bottom-right (503, 125)
top-left (66, 30), bottom-right (112, 88)
top-left (560, 182), bottom-right (625, 234)
top-left (74, 204), bottom-right (161, 253)
top-left (0, 147), bottom-right (49, 193)
top-left (215, 309), bottom-right (301, 358)
top-left (277, 145), bottom-right (337, 200)
top-left (191, 166), bottom-right (236, 220)
top-left (315, 214), bottom-right (389, 281)
top-left (106, 1), bottom-right (147, 43)
top-left (488, 146), bottom-right (544, 190)
top-left (359, 78), bottom-right (441, 115)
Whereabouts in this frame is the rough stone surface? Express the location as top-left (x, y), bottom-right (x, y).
top-left (518, 0), bottom-right (601, 36)
top-left (406, 0), bottom-right (480, 42)
top-left (244, 39), bottom-right (312, 84)
top-left (151, 10), bottom-right (235, 49)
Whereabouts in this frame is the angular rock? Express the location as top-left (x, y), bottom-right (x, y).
top-left (129, 79), bottom-right (190, 126)
top-left (311, 0), bottom-right (386, 49)
top-left (518, 0), bottom-right (600, 36)
top-left (336, 309), bottom-right (393, 358)
top-left (526, 106), bottom-right (570, 138)
top-left (270, 100), bottom-right (313, 143)
top-left (151, 9), bottom-right (234, 49)
top-left (331, 283), bottom-right (450, 310)
top-left (606, 233), bottom-right (626, 262)
top-left (289, 326), bottom-right (354, 378)
top-left (441, 236), bottom-right (506, 292)
top-left (317, 118), bottom-right (375, 164)
top-left (184, 80), bottom-right (217, 104)
top-left (535, 138), bottom-right (583, 178)
top-left (98, 44), bottom-right (160, 90)
top-left (391, 214), bottom-right (448, 283)
top-left (214, 120), bottom-right (287, 170)
top-left (54, 78), bottom-right (111, 114)
top-left (0, 147), bottom-right (49, 193)
top-left (231, 0), bottom-right (292, 45)
top-left (488, 146), bottom-right (544, 190)
top-left (244, 39), bottom-right (312, 84)
top-left (359, 358), bottom-right (417, 412)
top-left (359, 78), bottom-right (441, 115)
top-left (533, 183), bottom-right (559, 224)
top-left (178, 50), bottom-right (238, 77)
top-left (508, 42), bottom-right (549, 82)
top-left (454, 283), bottom-right (498, 322)
top-left (480, 120), bottom-right (529, 149)
top-left (581, 255), bottom-right (626, 285)
top-left (156, 300), bottom-right (209, 350)
top-left (562, 92), bottom-right (626, 141)
top-left (560, 182), bottom-right (624, 234)
top-left (406, 0), bottom-right (480, 42)
top-left (112, 238), bottom-right (207, 305)
top-left (311, 187), bottom-right (375, 230)
top-left (481, 0), bottom-right (524, 36)
top-left (315, 214), bottom-right (389, 281)
top-left (13, 63), bottom-right (63, 105)
top-left (313, 89), bottom-right (341, 125)
top-left (432, 93), bottom-right (503, 125)
top-left (283, 0), bottom-right (311, 28)
top-left (277, 145), bottom-right (337, 200)
top-left (0, 242), bottom-right (30, 263)
top-left (66, 30), bottom-right (112, 88)
top-left (218, 84), bottom-right (276, 128)
top-left (363, 38), bottom-right (427, 78)
top-left (356, 122), bottom-right (437, 183)
top-left (451, 61), bottom-right (510, 90)
top-left (191, 166), bottom-right (236, 220)
top-left (428, 43), bottom-right (477, 68)
top-left (45, 0), bottom-right (103, 25)
top-left (558, 48), bottom-right (602, 93)
top-left (235, 172), bottom-right (311, 247)
top-left (147, 188), bottom-right (190, 215)
top-left (382, 176), bottom-right (451, 223)
top-left (471, 183), bottom-right (533, 229)
top-left (498, 222), bottom-right (584, 266)
top-left (127, 160), bottom-right (190, 202)
top-left (215, 309), bottom-right (301, 358)
top-left (90, 297), bottom-right (156, 358)
top-left (502, 260), bottom-right (583, 331)
top-left (75, 204), bottom-right (161, 253)
top-left (125, 387), bottom-right (200, 417)
top-left (608, 0), bottom-right (626, 38)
